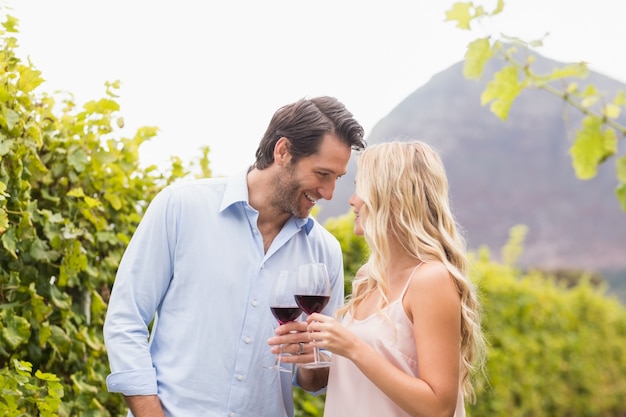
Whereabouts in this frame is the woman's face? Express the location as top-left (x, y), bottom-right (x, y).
top-left (348, 191), bottom-right (365, 236)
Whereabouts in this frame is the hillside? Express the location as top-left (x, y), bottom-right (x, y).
top-left (317, 53), bottom-right (626, 278)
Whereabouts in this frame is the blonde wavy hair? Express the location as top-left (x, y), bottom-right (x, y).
top-left (338, 140), bottom-right (486, 402)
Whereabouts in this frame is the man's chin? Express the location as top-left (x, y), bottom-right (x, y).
top-left (293, 208), bottom-right (312, 219)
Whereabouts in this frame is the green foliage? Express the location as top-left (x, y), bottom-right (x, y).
top-left (444, 0), bottom-right (503, 31)
top-left (570, 115), bottom-right (618, 179)
top-left (468, 245), bottom-right (626, 416)
top-left (0, 360), bottom-right (63, 417)
top-left (321, 211), bottom-right (368, 296)
top-left (463, 38), bottom-right (494, 79)
top-left (0, 10), bottom-right (208, 416)
top-left (446, 1), bottom-right (626, 211)
top-left (294, 387), bottom-right (325, 417)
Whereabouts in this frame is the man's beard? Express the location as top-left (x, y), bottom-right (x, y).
top-left (270, 163), bottom-right (310, 219)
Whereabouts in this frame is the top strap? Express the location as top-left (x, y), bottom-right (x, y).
top-left (399, 261), bottom-right (425, 299)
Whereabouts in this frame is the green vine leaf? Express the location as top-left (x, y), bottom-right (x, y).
top-left (445, 2), bottom-right (473, 30)
top-left (603, 103), bottom-right (621, 119)
top-left (569, 116), bottom-right (617, 179)
top-left (67, 187), bottom-right (85, 197)
top-left (68, 147), bottom-right (88, 172)
top-left (492, 0), bottom-right (504, 14)
top-left (49, 285), bottom-right (72, 310)
top-left (464, 37), bottom-right (494, 79)
top-left (1, 14), bottom-right (19, 32)
top-left (4, 108), bottom-right (19, 131)
top-left (548, 63), bottom-right (589, 81)
top-left (104, 192), bottom-right (122, 210)
top-left (28, 238), bottom-right (54, 262)
top-left (1, 227), bottom-right (17, 257)
top-left (481, 65), bottom-right (525, 120)
top-left (48, 325), bottom-right (72, 354)
top-left (0, 137), bottom-right (12, 156)
top-left (1, 314), bottom-right (31, 350)
top-left (17, 66), bottom-right (44, 94)
top-left (59, 240), bottom-right (88, 286)
top-left (83, 97), bottom-right (120, 114)
top-left (0, 208), bottom-right (8, 233)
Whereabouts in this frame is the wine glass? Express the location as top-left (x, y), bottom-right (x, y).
top-left (294, 262), bottom-right (332, 368)
top-left (264, 270), bottom-right (302, 372)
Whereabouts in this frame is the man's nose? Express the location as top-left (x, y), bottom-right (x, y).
top-left (318, 179), bottom-right (337, 201)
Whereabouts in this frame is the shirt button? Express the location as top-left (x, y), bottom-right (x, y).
top-left (244, 337), bottom-right (251, 344)
top-left (251, 300), bottom-right (258, 307)
top-left (237, 374), bottom-right (244, 381)
top-left (229, 413), bottom-right (236, 417)
top-left (253, 229), bottom-right (259, 234)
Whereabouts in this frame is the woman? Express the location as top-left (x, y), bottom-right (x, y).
top-left (307, 141), bottom-right (486, 417)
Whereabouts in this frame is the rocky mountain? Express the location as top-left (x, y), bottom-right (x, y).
top-left (317, 52), bottom-right (626, 275)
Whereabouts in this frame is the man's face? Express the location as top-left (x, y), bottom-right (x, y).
top-left (271, 134), bottom-right (351, 219)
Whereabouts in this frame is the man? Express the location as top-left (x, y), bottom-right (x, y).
top-left (103, 96), bottom-right (366, 416)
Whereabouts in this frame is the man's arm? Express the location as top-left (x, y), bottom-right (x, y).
top-left (104, 190), bottom-right (174, 414)
top-left (124, 395), bottom-right (165, 417)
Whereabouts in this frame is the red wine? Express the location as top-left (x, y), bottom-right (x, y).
top-left (294, 295), bottom-right (330, 315)
top-left (270, 307), bottom-right (302, 324)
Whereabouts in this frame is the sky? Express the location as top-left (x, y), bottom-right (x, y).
top-left (5, 0), bottom-right (626, 177)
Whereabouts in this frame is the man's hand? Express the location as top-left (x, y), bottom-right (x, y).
top-left (267, 320), bottom-right (330, 391)
top-left (267, 320), bottom-right (315, 364)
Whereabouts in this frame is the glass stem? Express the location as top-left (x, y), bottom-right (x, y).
top-left (276, 344), bottom-right (283, 367)
top-left (313, 347), bottom-right (321, 364)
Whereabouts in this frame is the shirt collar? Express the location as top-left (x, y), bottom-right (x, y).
top-left (219, 168), bottom-right (250, 212)
top-left (220, 168), bottom-right (315, 235)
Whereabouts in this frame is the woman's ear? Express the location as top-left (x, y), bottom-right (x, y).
top-left (274, 137), bottom-right (291, 165)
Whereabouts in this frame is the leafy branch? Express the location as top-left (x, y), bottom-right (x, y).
top-left (445, 0), bottom-right (626, 211)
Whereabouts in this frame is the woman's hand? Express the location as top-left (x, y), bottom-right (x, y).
top-left (306, 313), bottom-right (361, 360)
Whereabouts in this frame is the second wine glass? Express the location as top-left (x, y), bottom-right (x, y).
top-left (264, 270), bottom-right (302, 372)
top-left (294, 262), bottom-right (331, 369)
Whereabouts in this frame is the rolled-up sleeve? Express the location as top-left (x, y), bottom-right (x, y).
top-left (103, 188), bottom-right (176, 395)
top-left (106, 368), bottom-right (158, 395)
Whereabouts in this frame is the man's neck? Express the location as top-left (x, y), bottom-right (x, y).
top-left (247, 167), bottom-right (291, 252)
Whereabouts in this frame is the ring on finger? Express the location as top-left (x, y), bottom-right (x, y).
top-left (297, 342), bottom-right (305, 355)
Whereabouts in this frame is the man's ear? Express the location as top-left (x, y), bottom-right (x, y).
top-left (274, 137), bottom-right (291, 165)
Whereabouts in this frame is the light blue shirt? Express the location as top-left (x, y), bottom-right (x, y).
top-left (103, 170), bottom-right (345, 417)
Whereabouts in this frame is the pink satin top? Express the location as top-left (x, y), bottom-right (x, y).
top-left (323, 266), bottom-right (465, 417)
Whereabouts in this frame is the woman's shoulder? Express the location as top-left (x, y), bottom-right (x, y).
top-left (406, 261), bottom-right (457, 299)
top-left (414, 260), bottom-right (448, 278)
top-left (403, 260), bottom-right (460, 321)
top-left (354, 265), bottom-right (368, 279)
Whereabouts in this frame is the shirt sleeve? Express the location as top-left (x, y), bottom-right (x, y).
top-left (103, 187), bottom-right (177, 394)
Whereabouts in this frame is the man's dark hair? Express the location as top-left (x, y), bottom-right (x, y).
top-left (254, 96), bottom-right (366, 169)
